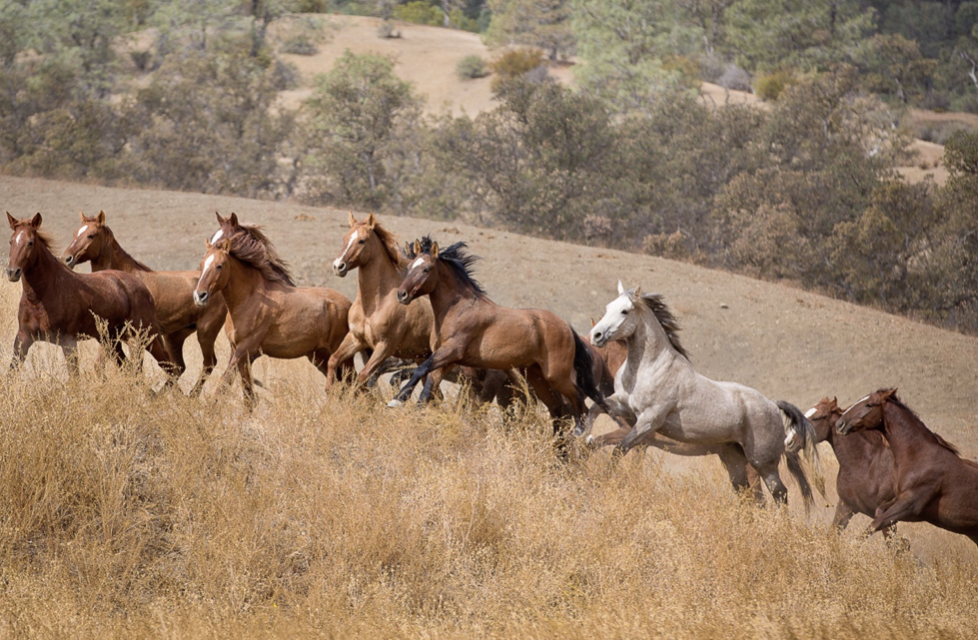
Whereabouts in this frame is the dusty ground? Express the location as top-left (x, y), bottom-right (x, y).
top-left (3, 173), bottom-right (978, 553)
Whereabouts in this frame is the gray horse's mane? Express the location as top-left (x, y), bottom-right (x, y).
top-left (635, 293), bottom-right (691, 361)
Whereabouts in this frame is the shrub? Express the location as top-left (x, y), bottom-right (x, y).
top-left (754, 69), bottom-right (797, 101)
top-left (456, 55), bottom-right (488, 80)
top-left (279, 36), bottom-right (318, 55)
top-left (662, 55), bottom-right (701, 89)
top-left (130, 50), bottom-right (151, 71)
top-left (490, 48), bottom-right (546, 81)
top-left (716, 64), bottom-right (751, 91)
top-left (392, 1), bottom-right (443, 26)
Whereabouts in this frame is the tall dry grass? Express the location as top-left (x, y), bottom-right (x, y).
top-left (0, 283), bottom-right (975, 638)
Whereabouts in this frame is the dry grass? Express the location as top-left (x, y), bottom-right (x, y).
top-left (0, 282), bottom-right (975, 638)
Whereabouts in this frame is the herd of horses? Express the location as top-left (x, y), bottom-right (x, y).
top-left (5, 210), bottom-right (978, 550)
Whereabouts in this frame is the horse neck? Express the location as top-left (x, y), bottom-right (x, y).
top-left (426, 262), bottom-right (486, 321)
top-left (22, 242), bottom-right (70, 300)
top-left (628, 311), bottom-right (672, 366)
top-left (219, 256), bottom-right (268, 314)
top-left (356, 242), bottom-right (403, 305)
top-left (880, 401), bottom-right (935, 462)
top-left (93, 232), bottom-right (150, 273)
top-left (827, 418), bottom-right (881, 462)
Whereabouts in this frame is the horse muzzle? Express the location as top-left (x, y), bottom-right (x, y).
top-left (193, 290), bottom-right (209, 307)
top-left (590, 331), bottom-right (608, 348)
top-left (396, 289), bottom-right (411, 305)
top-left (836, 420), bottom-right (852, 435)
top-left (333, 261), bottom-right (348, 277)
top-left (6, 267), bottom-right (21, 282)
top-left (64, 254), bottom-right (77, 269)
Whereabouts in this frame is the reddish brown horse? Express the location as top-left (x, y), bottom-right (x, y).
top-left (391, 237), bottom-right (606, 434)
top-left (804, 398), bottom-right (898, 535)
top-left (837, 389), bottom-right (978, 546)
top-left (326, 213), bottom-right (440, 393)
top-left (61, 210), bottom-right (228, 395)
top-left (6, 212), bottom-right (174, 377)
top-left (193, 231), bottom-right (352, 404)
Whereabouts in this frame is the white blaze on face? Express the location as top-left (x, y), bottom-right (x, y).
top-left (76, 224), bottom-right (89, 238)
top-left (198, 254), bottom-right (216, 289)
top-left (210, 228), bottom-right (224, 245)
top-left (12, 230), bottom-right (26, 249)
top-left (804, 407), bottom-right (816, 419)
top-left (410, 257), bottom-right (425, 270)
top-left (334, 232), bottom-right (359, 269)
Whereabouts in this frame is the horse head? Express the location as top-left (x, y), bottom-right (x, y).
top-left (62, 210), bottom-right (108, 269)
top-left (333, 212), bottom-right (378, 277)
top-left (194, 238), bottom-right (232, 307)
top-left (7, 212), bottom-right (45, 282)
top-left (397, 237), bottom-right (439, 305)
top-left (836, 389), bottom-right (896, 435)
top-left (797, 397), bottom-right (843, 448)
top-left (590, 280), bottom-right (642, 348)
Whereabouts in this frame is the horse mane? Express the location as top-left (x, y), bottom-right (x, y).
top-left (887, 390), bottom-right (961, 456)
top-left (409, 236), bottom-right (487, 297)
top-left (636, 293), bottom-right (691, 361)
top-left (371, 222), bottom-right (403, 268)
top-left (101, 225), bottom-right (153, 272)
top-left (227, 224), bottom-right (295, 287)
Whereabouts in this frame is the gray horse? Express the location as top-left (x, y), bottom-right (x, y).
top-left (585, 282), bottom-right (819, 505)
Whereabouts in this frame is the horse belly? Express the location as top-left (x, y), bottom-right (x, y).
top-left (142, 273), bottom-right (198, 332)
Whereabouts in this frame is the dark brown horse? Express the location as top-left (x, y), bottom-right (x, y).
top-left (193, 232), bottom-right (353, 404)
top-left (804, 397), bottom-right (898, 535)
top-left (391, 237), bottom-right (606, 434)
top-left (6, 212), bottom-right (174, 377)
top-left (61, 210), bottom-right (228, 395)
top-left (837, 389), bottom-right (978, 546)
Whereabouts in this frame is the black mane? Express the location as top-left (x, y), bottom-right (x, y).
top-left (636, 293), bottom-right (690, 361)
top-left (408, 236), bottom-right (487, 298)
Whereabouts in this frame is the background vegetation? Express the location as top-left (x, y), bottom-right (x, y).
top-left (1, 0), bottom-right (978, 334)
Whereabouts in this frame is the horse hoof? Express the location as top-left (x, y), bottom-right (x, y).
top-left (387, 399), bottom-right (404, 408)
top-left (585, 434), bottom-right (595, 446)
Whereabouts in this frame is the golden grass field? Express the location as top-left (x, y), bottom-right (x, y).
top-left (0, 176), bottom-right (977, 637)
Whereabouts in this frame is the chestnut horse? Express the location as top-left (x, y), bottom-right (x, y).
top-left (61, 210), bottom-right (228, 395)
top-left (193, 232), bottom-right (352, 404)
top-left (391, 237), bottom-right (606, 434)
top-left (837, 389), bottom-right (978, 546)
top-left (326, 213), bottom-right (441, 393)
top-left (6, 212), bottom-right (174, 377)
top-left (802, 398), bottom-right (898, 535)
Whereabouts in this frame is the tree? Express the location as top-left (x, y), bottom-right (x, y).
top-left (301, 51), bottom-right (422, 208)
top-left (483, 0), bottom-right (575, 60)
top-left (859, 34), bottom-right (937, 104)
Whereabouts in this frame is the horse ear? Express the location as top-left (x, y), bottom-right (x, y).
top-left (228, 212), bottom-right (239, 227)
top-left (413, 240), bottom-right (421, 256)
top-left (219, 238), bottom-right (231, 252)
top-left (96, 210), bottom-right (105, 226)
top-left (882, 388), bottom-right (897, 399)
top-left (215, 211), bottom-right (225, 224)
top-left (590, 317), bottom-right (596, 327)
top-left (617, 280), bottom-right (625, 295)
top-left (633, 285), bottom-right (642, 298)
top-left (78, 210), bottom-right (86, 223)
top-left (30, 212), bottom-right (42, 229)
top-left (6, 212), bottom-right (16, 230)
top-left (348, 211), bottom-right (357, 227)
top-left (365, 212), bottom-right (377, 229)
top-left (431, 241), bottom-right (439, 258)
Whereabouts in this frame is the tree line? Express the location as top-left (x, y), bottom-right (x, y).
top-left (0, 0), bottom-right (977, 333)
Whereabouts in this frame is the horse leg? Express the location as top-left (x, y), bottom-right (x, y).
top-left (391, 345), bottom-right (462, 405)
top-left (868, 490), bottom-right (932, 535)
top-left (716, 444), bottom-right (765, 505)
top-left (9, 331), bottom-right (34, 371)
top-left (236, 355), bottom-right (257, 409)
top-left (831, 502), bottom-right (855, 533)
top-left (525, 368), bottom-right (572, 435)
top-left (163, 330), bottom-right (190, 384)
top-left (60, 337), bottom-right (80, 378)
top-left (145, 332), bottom-right (178, 387)
top-left (755, 462), bottom-right (789, 505)
top-left (325, 332), bottom-right (367, 392)
top-left (417, 366), bottom-right (448, 404)
top-left (614, 406), bottom-right (670, 458)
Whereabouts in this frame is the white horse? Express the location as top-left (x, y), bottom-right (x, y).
top-left (585, 282), bottom-right (819, 504)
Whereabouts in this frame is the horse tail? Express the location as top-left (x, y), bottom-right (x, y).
top-left (571, 329), bottom-right (604, 407)
top-left (776, 400), bottom-right (826, 505)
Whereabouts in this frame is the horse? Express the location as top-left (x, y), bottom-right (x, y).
top-left (61, 210), bottom-right (228, 396)
top-left (390, 237), bottom-right (606, 435)
top-left (192, 232), bottom-right (352, 405)
top-left (836, 389), bottom-right (978, 546)
top-left (325, 212), bottom-right (441, 393)
top-left (587, 281), bottom-right (818, 504)
top-left (6, 212), bottom-right (174, 378)
top-left (801, 397), bottom-right (898, 536)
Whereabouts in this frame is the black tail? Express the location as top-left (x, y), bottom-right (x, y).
top-left (776, 400), bottom-right (826, 508)
top-left (572, 330), bottom-right (604, 406)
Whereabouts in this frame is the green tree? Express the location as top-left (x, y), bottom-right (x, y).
top-left (484, 0), bottom-right (575, 60)
top-left (859, 34), bottom-right (937, 104)
top-left (301, 51), bottom-right (422, 208)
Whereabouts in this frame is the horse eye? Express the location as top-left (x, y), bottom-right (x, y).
top-left (621, 309), bottom-right (628, 315)
top-left (87, 234), bottom-right (95, 239)
top-left (358, 239), bottom-right (365, 245)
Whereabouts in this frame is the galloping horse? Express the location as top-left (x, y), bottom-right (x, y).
top-left (802, 398), bottom-right (898, 535)
top-left (588, 282), bottom-right (817, 504)
top-left (6, 212), bottom-right (174, 377)
top-left (325, 212), bottom-right (440, 393)
top-left (837, 389), bottom-right (978, 546)
top-left (193, 231), bottom-right (352, 404)
top-left (61, 210), bottom-right (228, 395)
top-left (391, 237), bottom-right (606, 435)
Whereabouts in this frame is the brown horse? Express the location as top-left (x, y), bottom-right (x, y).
top-left (61, 210), bottom-right (228, 395)
top-left (192, 232), bottom-right (352, 404)
top-left (837, 389), bottom-right (978, 546)
top-left (326, 212), bottom-right (440, 393)
top-left (6, 212), bottom-right (174, 377)
top-left (391, 237), bottom-right (606, 434)
top-left (804, 398), bottom-right (898, 535)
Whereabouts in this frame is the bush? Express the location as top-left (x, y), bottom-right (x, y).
top-left (130, 50), bottom-right (151, 71)
top-left (456, 55), bottom-right (488, 80)
top-left (716, 64), bottom-right (752, 91)
top-left (279, 36), bottom-right (318, 55)
top-left (754, 70), bottom-right (797, 101)
top-left (490, 48), bottom-right (546, 81)
top-left (392, 1), bottom-right (443, 26)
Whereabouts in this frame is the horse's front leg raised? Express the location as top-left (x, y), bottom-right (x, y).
top-left (615, 405), bottom-right (670, 457)
top-left (868, 488), bottom-right (935, 535)
top-left (325, 332), bottom-right (367, 393)
top-left (390, 346), bottom-right (461, 406)
top-left (578, 392), bottom-right (633, 439)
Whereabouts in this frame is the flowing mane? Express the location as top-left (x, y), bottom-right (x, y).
top-left (227, 224), bottom-right (295, 287)
top-left (636, 293), bottom-right (690, 361)
top-left (371, 222), bottom-right (403, 268)
top-left (408, 236), bottom-right (487, 297)
top-left (887, 391), bottom-right (961, 456)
